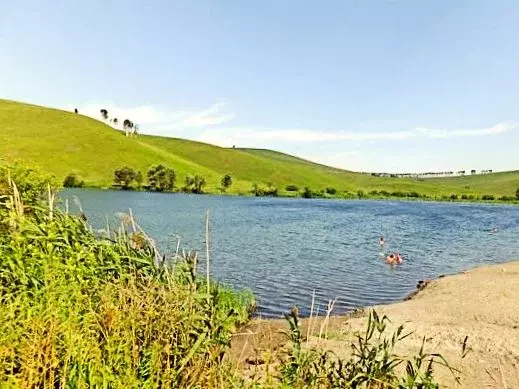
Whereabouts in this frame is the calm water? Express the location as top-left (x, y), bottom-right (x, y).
top-left (63, 189), bottom-right (519, 318)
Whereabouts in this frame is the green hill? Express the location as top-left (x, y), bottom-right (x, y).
top-left (1, 99), bottom-right (518, 198)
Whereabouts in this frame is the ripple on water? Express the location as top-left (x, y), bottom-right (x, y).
top-left (61, 190), bottom-right (519, 317)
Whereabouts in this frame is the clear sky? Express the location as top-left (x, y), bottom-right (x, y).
top-left (1, 0), bottom-right (519, 173)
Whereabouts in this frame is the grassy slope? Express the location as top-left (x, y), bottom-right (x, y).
top-left (1, 99), bottom-right (518, 197)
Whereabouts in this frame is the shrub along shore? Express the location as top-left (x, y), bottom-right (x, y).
top-left (0, 164), bottom-right (466, 387)
top-left (61, 165), bottom-right (519, 204)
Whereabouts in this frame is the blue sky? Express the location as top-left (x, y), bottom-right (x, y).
top-left (1, 0), bottom-right (519, 172)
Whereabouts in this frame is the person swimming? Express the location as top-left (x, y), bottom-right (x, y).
top-left (386, 252), bottom-right (403, 265)
top-left (379, 237), bottom-right (385, 247)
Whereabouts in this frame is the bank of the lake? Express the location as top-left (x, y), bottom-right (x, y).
top-left (233, 260), bottom-right (519, 388)
top-left (77, 183), bottom-right (519, 205)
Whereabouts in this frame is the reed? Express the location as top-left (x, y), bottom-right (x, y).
top-left (0, 165), bottom-right (254, 388)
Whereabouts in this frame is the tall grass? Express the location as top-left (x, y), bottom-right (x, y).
top-left (274, 309), bottom-right (462, 388)
top-left (0, 165), bottom-right (254, 388)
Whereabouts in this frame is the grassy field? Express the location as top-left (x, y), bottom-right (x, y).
top-left (1, 98), bottom-right (519, 198)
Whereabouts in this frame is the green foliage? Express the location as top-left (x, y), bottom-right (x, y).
top-left (252, 183), bottom-right (264, 196)
top-left (250, 183), bottom-right (278, 197)
top-left (0, 164), bottom-right (57, 201)
top-left (264, 183), bottom-right (278, 197)
top-left (302, 187), bottom-right (313, 199)
top-left (277, 309), bottom-right (462, 388)
top-left (63, 173), bottom-right (84, 188)
top-left (0, 170), bottom-right (254, 387)
top-left (325, 187), bottom-right (337, 195)
top-left (286, 184), bottom-right (299, 192)
top-left (184, 174), bottom-right (206, 194)
top-left (147, 164), bottom-right (176, 192)
top-left (482, 194), bottom-right (495, 200)
top-left (221, 174), bottom-right (233, 191)
top-left (113, 166), bottom-right (141, 189)
top-left (516, 188), bottom-right (519, 200)
top-left (449, 194), bottom-right (458, 200)
top-left (357, 189), bottom-right (365, 199)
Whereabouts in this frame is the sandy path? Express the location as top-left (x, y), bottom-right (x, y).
top-left (231, 261), bottom-right (519, 388)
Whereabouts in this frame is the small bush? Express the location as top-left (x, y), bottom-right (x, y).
top-left (183, 174), bottom-right (206, 194)
top-left (302, 187), bottom-right (313, 199)
top-left (251, 183), bottom-right (264, 196)
top-left (368, 190), bottom-right (379, 196)
top-left (407, 191), bottom-right (420, 198)
top-left (461, 194), bottom-right (469, 200)
top-left (449, 194), bottom-right (458, 200)
top-left (343, 191), bottom-right (356, 199)
top-left (499, 195), bottom-right (515, 201)
top-left (482, 194), bottom-right (495, 200)
top-left (325, 187), bottom-right (337, 195)
top-left (285, 184), bottom-right (299, 192)
top-left (264, 186), bottom-right (278, 197)
top-left (391, 191), bottom-right (405, 198)
top-left (221, 174), bottom-right (232, 191)
top-left (277, 309), bottom-right (462, 388)
top-left (379, 190), bottom-right (391, 197)
top-left (357, 190), bottom-right (365, 198)
top-left (114, 166), bottom-right (141, 190)
top-left (63, 173), bottom-right (84, 188)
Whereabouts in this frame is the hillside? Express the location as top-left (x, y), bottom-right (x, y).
top-left (1, 99), bottom-right (519, 198)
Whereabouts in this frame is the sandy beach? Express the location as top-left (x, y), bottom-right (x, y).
top-left (232, 261), bottom-right (519, 388)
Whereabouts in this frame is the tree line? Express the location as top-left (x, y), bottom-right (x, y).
top-left (100, 109), bottom-right (138, 137)
top-left (62, 170), bottom-right (519, 202)
top-left (111, 165), bottom-right (233, 194)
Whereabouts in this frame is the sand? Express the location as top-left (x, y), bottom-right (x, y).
top-left (231, 261), bottom-right (519, 388)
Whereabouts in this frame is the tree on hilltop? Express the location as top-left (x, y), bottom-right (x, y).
top-left (123, 119), bottom-right (134, 136)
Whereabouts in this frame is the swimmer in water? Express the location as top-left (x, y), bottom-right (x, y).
top-left (379, 237), bottom-right (385, 248)
top-left (386, 253), bottom-right (403, 265)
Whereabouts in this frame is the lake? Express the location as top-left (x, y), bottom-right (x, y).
top-left (62, 189), bottom-right (519, 318)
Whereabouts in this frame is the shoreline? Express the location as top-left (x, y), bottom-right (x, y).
top-left (232, 260), bottom-right (519, 388)
top-left (65, 186), bottom-right (519, 205)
